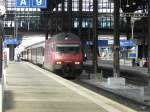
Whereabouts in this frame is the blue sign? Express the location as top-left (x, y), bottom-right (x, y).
top-left (32, 0), bottom-right (47, 8)
top-left (3, 36), bottom-right (21, 46)
top-left (120, 40), bottom-right (136, 47)
top-left (16, 0), bottom-right (47, 8)
top-left (86, 41), bottom-right (93, 45)
top-left (16, 0), bottom-right (30, 8)
top-left (85, 40), bottom-right (108, 46)
top-left (98, 40), bottom-right (108, 47)
top-left (4, 38), bottom-right (19, 45)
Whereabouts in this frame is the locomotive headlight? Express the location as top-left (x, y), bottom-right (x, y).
top-left (56, 61), bottom-right (62, 64)
top-left (75, 62), bottom-right (80, 65)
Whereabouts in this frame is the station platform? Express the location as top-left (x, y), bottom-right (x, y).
top-left (81, 79), bottom-right (150, 107)
top-left (4, 61), bottom-right (137, 112)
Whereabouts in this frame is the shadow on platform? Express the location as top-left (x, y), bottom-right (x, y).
top-left (4, 90), bottom-right (14, 111)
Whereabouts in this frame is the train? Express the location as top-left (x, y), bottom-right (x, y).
top-left (21, 32), bottom-right (84, 77)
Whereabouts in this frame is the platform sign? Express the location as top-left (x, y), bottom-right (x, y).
top-left (16, 0), bottom-right (30, 8)
top-left (3, 36), bottom-right (21, 46)
top-left (120, 40), bottom-right (136, 47)
top-left (98, 40), bottom-right (108, 47)
top-left (32, 0), bottom-right (47, 8)
top-left (4, 38), bottom-right (19, 45)
top-left (86, 41), bottom-right (93, 45)
top-left (16, 0), bottom-right (47, 8)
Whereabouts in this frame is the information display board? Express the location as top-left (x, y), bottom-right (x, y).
top-left (3, 36), bottom-right (21, 46)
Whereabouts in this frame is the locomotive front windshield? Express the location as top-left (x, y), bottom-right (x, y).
top-left (56, 44), bottom-right (80, 54)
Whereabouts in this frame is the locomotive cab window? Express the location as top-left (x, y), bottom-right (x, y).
top-left (56, 44), bottom-right (80, 54)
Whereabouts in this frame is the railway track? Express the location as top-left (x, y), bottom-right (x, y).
top-left (72, 75), bottom-right (150, 112)
top-left (83, 65), bottom-right (148, 86)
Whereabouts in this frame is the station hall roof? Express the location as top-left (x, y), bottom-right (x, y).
top-left (41, 0), bottom-right (62, 11)
top-left (43, 0), bottom-right (148, 13)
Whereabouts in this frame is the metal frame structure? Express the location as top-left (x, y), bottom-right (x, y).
top-left (3, 0), bottom-right (149, 81)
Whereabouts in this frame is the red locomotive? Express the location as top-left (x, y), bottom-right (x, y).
top-left (22, 33), bottom-right (83, 77)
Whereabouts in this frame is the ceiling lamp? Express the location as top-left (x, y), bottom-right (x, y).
top-left (126, 4), bottom-right (130, 7)
top-left (132, 2), bottom-right (136, 5)
top-left (126, 0), bottom-right (130, 7)
top-left (119, 0), bottom-right (122, 12)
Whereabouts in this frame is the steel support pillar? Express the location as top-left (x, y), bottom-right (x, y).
top-left (0, 20), bottom-right (3, 78)
top-left (9, 45), bottom-right (15, 61)
top-left (140, 2), bottom-right (150, 95)
top-left (68, 0), bottom-right (72, 32)
top-left (0, 19), bottom-right (4, 112)
top-left (45, 31), bottom-right (48, 40)
top-left (56, 0), bottom-right (58, 33)
top-left (126, 17), bottom-right (131, 40)
top-left (113, 0), bottom-right (120, 77)
top-left (148, 0), bottom-right (150, 86)
top-left (50, 16), bottom-right (53, 36)
top-left (78, 0), bottom-right (82, 38)
top-left (61, 0), bottom-right (64, 32)
top-left (92, 0), bottom-right (98, 79)
top-left (46, 14), bottom-right (50, 40)
top-left (51, 17), bottom-right (54, 36)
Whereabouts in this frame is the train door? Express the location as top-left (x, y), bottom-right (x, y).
top-left (36, 48), bottom-right (37, 64)
top-left (26, 50), bottom-right (28, 60)
top-left (44, 41), bottom-right (49, 67)
top-left (36, 47), bottom-right (39, 64)
top-left (31, 48), bottom-right (37, 63)
top-left (31, 49), bottom-right (33, 63)
top-left (37, 47), bottom-right (44, 65)
top-left (42, 47), bottom-right (44, 64)
top-left (28, 49), bottom-right (32, 61)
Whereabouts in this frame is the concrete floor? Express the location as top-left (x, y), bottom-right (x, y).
top-left (4, 62), bottom-right (137, 112)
